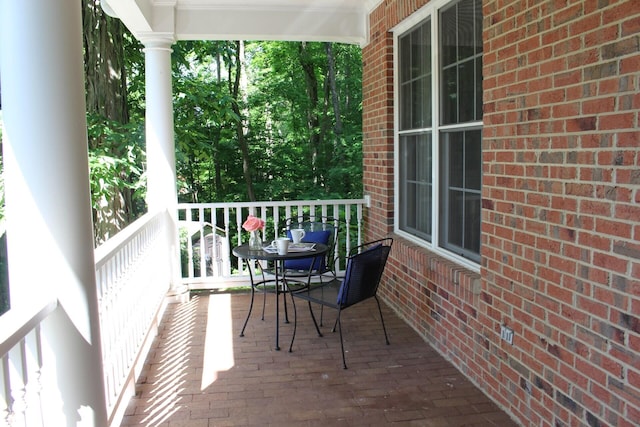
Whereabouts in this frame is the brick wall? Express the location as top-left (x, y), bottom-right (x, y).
top-left (362, 1), bottom-right (640, 426)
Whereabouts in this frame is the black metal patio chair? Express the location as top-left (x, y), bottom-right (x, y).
top-left (288, 238), bottom-right (393, 369)
top-left (281, 216), bottom-right (340, 284)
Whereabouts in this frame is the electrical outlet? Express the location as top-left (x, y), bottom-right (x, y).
top-left (500, 325), bottom-right (514, 345)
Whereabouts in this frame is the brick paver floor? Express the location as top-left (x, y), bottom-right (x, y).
top-left (120, 291), bottom-right (519, 426)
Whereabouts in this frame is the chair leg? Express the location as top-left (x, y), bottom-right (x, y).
top-left (331, 317), bottom-right (339, 333)
top-left (374, 296), bottom-right (390, 345)
top-left (288, 286), bottom-right (297, 352)
top-left (306, 301), bottom-right (323, 337)
top-left (336, 310), bottom-right (347, 369)
top-left (260, 267), bottom-right (267, 321)
top-left (318, 275), bottom-right (325, 327)
top-left (282, 281), bottom-right (290, 324)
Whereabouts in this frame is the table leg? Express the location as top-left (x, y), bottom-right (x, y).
top-left (274, 260), bottom-right (280, 350)
top-left (240, 258), bottom-right (256, 337)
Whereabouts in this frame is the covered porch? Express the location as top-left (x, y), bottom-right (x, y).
top-left (0, 1), bottom-right (381, 424)
top-left (2, 0), bottom-right (637, 426)
top-left (120, 292), bottom-right (517, 426)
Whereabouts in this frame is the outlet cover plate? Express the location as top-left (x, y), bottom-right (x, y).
top-left (500, 325), bottom-right (514, 345)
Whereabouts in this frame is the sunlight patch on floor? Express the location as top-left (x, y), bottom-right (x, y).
top-left (201, 293), bottom-right (235, 390)
top-left (138, 296), bottom-right (199, 427)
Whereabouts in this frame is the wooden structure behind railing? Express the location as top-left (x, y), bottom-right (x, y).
top-left (177, 198), bottom-right (369, 288)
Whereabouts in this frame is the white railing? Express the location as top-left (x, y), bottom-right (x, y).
top-left (94, 210), bottom-right (173, 427)
top-left (1, 198), bottom-right (367, 427)
top-left (177, 198), bottom-right (369, 288)
top-left (0, 295), bottom-right (57, 427)
top-left (0, 210), bottom-right (173, 427)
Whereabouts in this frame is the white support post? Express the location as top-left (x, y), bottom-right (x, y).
top-left (142, 36), bottom-right (183, 295)
top-left (0, 0), bottom-right (108, 425)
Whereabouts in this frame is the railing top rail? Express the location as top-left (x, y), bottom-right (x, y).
top-left (0, 293), bottom-right (57, 356)
top-left (94, 209), bottom-right (166, 267)
top-left (177, 198), bottom-right (368, 210)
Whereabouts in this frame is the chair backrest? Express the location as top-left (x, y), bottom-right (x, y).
top-left (284, 217), bottom-right (339, 272)
top-left (336, 238), bottom-right (392, 308)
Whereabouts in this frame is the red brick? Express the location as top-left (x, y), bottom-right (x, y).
top-left (362, 1), bottom-right (640, 427)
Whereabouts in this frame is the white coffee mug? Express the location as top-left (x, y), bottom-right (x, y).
top-left (271, 237), bottom-right (290, 255)
top-left (290, 229), bottom-right (306, 244)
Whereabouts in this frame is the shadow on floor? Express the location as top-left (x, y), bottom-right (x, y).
top-left (120, 292), bottom-right (519, 426)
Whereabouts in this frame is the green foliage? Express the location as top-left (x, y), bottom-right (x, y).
top-left (171, 40), bottom-right (363, 204)
top-left (0, 39), bottom-right (363, 237)
top-left (171, 41), bottom-right (248, 202)
top-left (245, 41), bottom-right (363, 200)
top-left (86, 113), bottom-right (146, 216)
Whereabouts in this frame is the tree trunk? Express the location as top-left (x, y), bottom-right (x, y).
top-left (82, 0), bottom-right (131, 244)
top-left (325, 42), bottom-right (342, 136)
top-left (229, 41), bottom-right (256, 202)
top-left (298, 42), bottom-right (321, 184)
top-left (214, 48), bottom-right (223, 196)
top-left (83, 1), bottom-right (128, 124)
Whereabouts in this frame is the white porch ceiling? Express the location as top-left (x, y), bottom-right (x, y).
top-left (101, 0), bottom-right (382, 46)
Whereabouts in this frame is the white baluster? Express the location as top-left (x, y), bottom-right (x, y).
top-left (23, 328), bottom-right (43, 427)
top-left (1, 354), bottom-right (12, 426)
top-left (345, 206), bottom-right (353, 258)
top-left (8, 342), bottom-right (27, 427)
top-left (356, 202), bottom-right (364, 247)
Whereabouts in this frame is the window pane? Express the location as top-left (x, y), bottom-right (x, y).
top-left (440, 0), bottom-right (483, 125)
top-left (448, 132), bottom-right (464, 188)
top-left (411, 26), bottom-right (425, 80)
top-left (417, 135), bottom-right (432, 181)
top-left (441, 65), bottom-right (457, 124)
top-left (475, 56), bottom-right (483, 121)
top-left (401, 83), bottom-right (412, 129)
top-left (440, 129), bottom-right (481, 261)
top-left (474, 0), bottom-right (482, 55)
top-left (422, 76), bottom-right (432, 125)
top-left (400, 33), bottom-right (411, 83)
top-left (418, 183), bottom-right (432, 234)
top-left (404, 135), bottom-right (417, 180)
top-left (399, 133), bottom-right (432, 240)
top-left (465, 130), bottom-right (482, 190)
top-left (399, 19), bottom-right (432, 131)
top-left (457, 1), bottom-right (476, 60)
top-left (413, 78), bottom-right (424, 128)
top-left (465, 192), bottom-right (481, 254)
top-left (458, 58), bottom-right (475, 122)
top-left (441, 5), bottom-right (457, 67)
top-left (447, 189), bottom-right (464, 248)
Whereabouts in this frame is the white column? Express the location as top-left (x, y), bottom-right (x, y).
top-left (142, 37), bottom-right (183, 293)
top-left (0, 1), bottom-right (108, 425)
top-left (143, 37), bottom-right (177, 212)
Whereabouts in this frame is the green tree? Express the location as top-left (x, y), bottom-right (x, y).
top-left (245, 41), bottom-right (363, 200)
top-left (83, 0), bottom-right (146, 244)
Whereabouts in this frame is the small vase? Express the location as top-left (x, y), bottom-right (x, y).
top-left (248, 230), bottom-right (263, 251)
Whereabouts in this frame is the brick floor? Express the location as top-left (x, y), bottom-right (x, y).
top-left (120, 291), bottom-right (519, 426)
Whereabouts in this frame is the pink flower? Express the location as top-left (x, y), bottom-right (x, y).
top-left (242, 215), bottom-right (265, 232)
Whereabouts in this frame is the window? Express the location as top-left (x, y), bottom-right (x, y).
top-left (396, 0), bottom-right (483, 264)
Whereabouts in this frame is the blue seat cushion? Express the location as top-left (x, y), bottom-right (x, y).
top-left (337, 243), bottom-right (382, 305)
top-left (284, 229), bottom-right (331, 271)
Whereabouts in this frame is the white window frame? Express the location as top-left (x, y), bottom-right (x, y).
top-left (392, 0), bottom-right (482, 272)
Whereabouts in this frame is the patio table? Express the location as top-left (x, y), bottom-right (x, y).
top-left (233, 242), bottom-right (328, 351)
